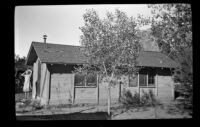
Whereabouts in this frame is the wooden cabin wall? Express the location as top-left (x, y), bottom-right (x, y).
top-left (48, 64), bottom-right (75, 105)
top-left (44, 64), bottom-right (174, 105)
top-left (157, 75), bottom-right (174, 103)
top-left (74, 87), bottom-right (97, 104)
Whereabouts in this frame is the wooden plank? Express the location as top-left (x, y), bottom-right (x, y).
top-left (32, 62), bottom-right (37, 99)
top-left (39, 63), bottom-right (50, 105)
top-left (50, 73), bottom-right (73, 105)
top-left (39, 63), bottom-right (46, 97)
top-left (96, 75), bottom-right (99, 104)
top-left (46, 67), bottom-right (50, 105)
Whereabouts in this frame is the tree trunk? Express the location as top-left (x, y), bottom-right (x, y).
top-left (107, 86), bottom-right (111, 116)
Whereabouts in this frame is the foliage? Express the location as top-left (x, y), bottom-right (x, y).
top-left (77, 9), bottom-right (141, 115)
top-left (120, 90), bottom-right (140, 107)
top-left (15, 54), bottom-right (27, 68)
top-left (136, 29), bottom-right (160, 51)
top-left (77, 9), bottom-right (141, 81)
top-left (147, 4), bottom-right (192, 84)
top-left (144, 4), bottom-right (192, 109)
top-left (31, 100), bottom-right (43, 110)
top-left (175, 83), bottom-right (193, 109)
top-left (149, 4), bottom-right (192, 54)
top-left (120, 89), bottom-right (157, 108)
top-left (15, 54), bottom-right (27, 93)
top-left (140, 90), bottom-right (157, 107)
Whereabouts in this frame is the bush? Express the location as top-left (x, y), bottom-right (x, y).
top-left (31, 100), bottom-right (43, 110)
top-left (120, 90), bottom-right (140, 107)
top-left (120, 89), bottom-right (157, 107)
top-left (140, 90), bottom-right (157, 107)
top-left (175, 83), bottom-right (193, 110)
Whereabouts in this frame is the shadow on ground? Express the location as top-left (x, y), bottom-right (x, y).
top-left (16, 112), bottom-right (110, 120)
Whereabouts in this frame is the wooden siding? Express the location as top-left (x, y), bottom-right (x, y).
top-left (49, 74), bottom-right (73, 105)
top-left (74, 87), bottom-right (97, 104)
top-left (157, 76), bottom-right (174, 103)
top-left (36, 65), bottom-right (174, 105)
top-left (32, 61), bottom-right (37, 99)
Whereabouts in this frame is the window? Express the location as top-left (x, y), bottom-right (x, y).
top-left (75, 73), bottom-right (97, 87)
top-left (139, 69), bottom-right (156, 87)
top-left (139, 74), bottom-right (147, 86)
top-left (86, 74), bottom-right (97, 86)
top-left (74, 74), bottom-right (85, 86)
top-left (148, 74), bottom-right (155, 86)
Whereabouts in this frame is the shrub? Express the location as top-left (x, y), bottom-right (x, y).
top-left (140, 90), bottom-right (157, 107)
top-left (120, 90), bottom-right (140, 107)
top-left (31, 100), bottom-right (43, 110)
top-left (120, 89), bottom-right (157, 107)
top-left (176, 83), bottom-right (193, 110)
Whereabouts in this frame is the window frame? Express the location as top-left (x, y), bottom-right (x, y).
top-left (74, 74), bottom-right (97, 88)
top-left (139, 74), bottom-right (147, 87)
top-left (139, 73), bottom-right (156, 88)
top-left (148, 74), bottom-right (155, 86)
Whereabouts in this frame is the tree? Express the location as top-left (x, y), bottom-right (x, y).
top-left (77, 9), bottom-right (141, 115)
top-left (147, 4), bottom-right (192, 108)
top-left (136, 29), bottom-right (160, 51)
top-left (15, 54), bottom-right (27, 93)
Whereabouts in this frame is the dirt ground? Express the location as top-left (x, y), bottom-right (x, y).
top-left (15, 93), bottom-right (192, 120)
top-left (111, 104), bottom-right (192, 119)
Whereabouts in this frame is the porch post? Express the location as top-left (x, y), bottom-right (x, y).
top-left (156, 73), bottom-right (158, 96)
top-left (156, 69), bottom-right (158, 96)
top-left (138, 73), bottom-right (140, 96)
top-left (171, 76), bottom-right (174, 100)
top-left (147, 74), bottom-right (148, 87)
top-left (46, 67), bottom-right (50, 105)
top-left (71, 74), bottom-right (75, 104)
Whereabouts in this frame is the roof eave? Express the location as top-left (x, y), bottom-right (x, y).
top-left (42, 61), bottom-right (85, 65)
top-left (26, 42), bottom-right (39, 66)
top-left (25, 42), bottom-right (34, 66)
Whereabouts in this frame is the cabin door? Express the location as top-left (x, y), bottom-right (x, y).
top-left (50, 74), bottom-right (73, 105)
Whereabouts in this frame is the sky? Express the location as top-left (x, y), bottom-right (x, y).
top-left (15, 4), bottom-right (153, 57)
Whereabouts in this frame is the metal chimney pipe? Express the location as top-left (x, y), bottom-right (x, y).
top-left (43, 34), bottom-right (47, 43)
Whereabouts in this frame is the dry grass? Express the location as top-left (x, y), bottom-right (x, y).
top-left (15, 92), bottom-right (32, 102)
top-left (111, 101), bottom-right (192, 119)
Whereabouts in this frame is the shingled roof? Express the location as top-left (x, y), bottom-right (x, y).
top-left (137, 51), bottom-right (179, 68)
top-left (26, 42), bottom-right (86, 65)
top-left (26, 42), bottom-right (179, 68)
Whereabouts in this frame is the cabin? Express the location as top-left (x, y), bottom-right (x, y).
top-left (26, 41), bottom-right (179, 106)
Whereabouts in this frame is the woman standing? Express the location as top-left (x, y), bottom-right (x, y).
top-left (21, 68), bottom-right (32, 99)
